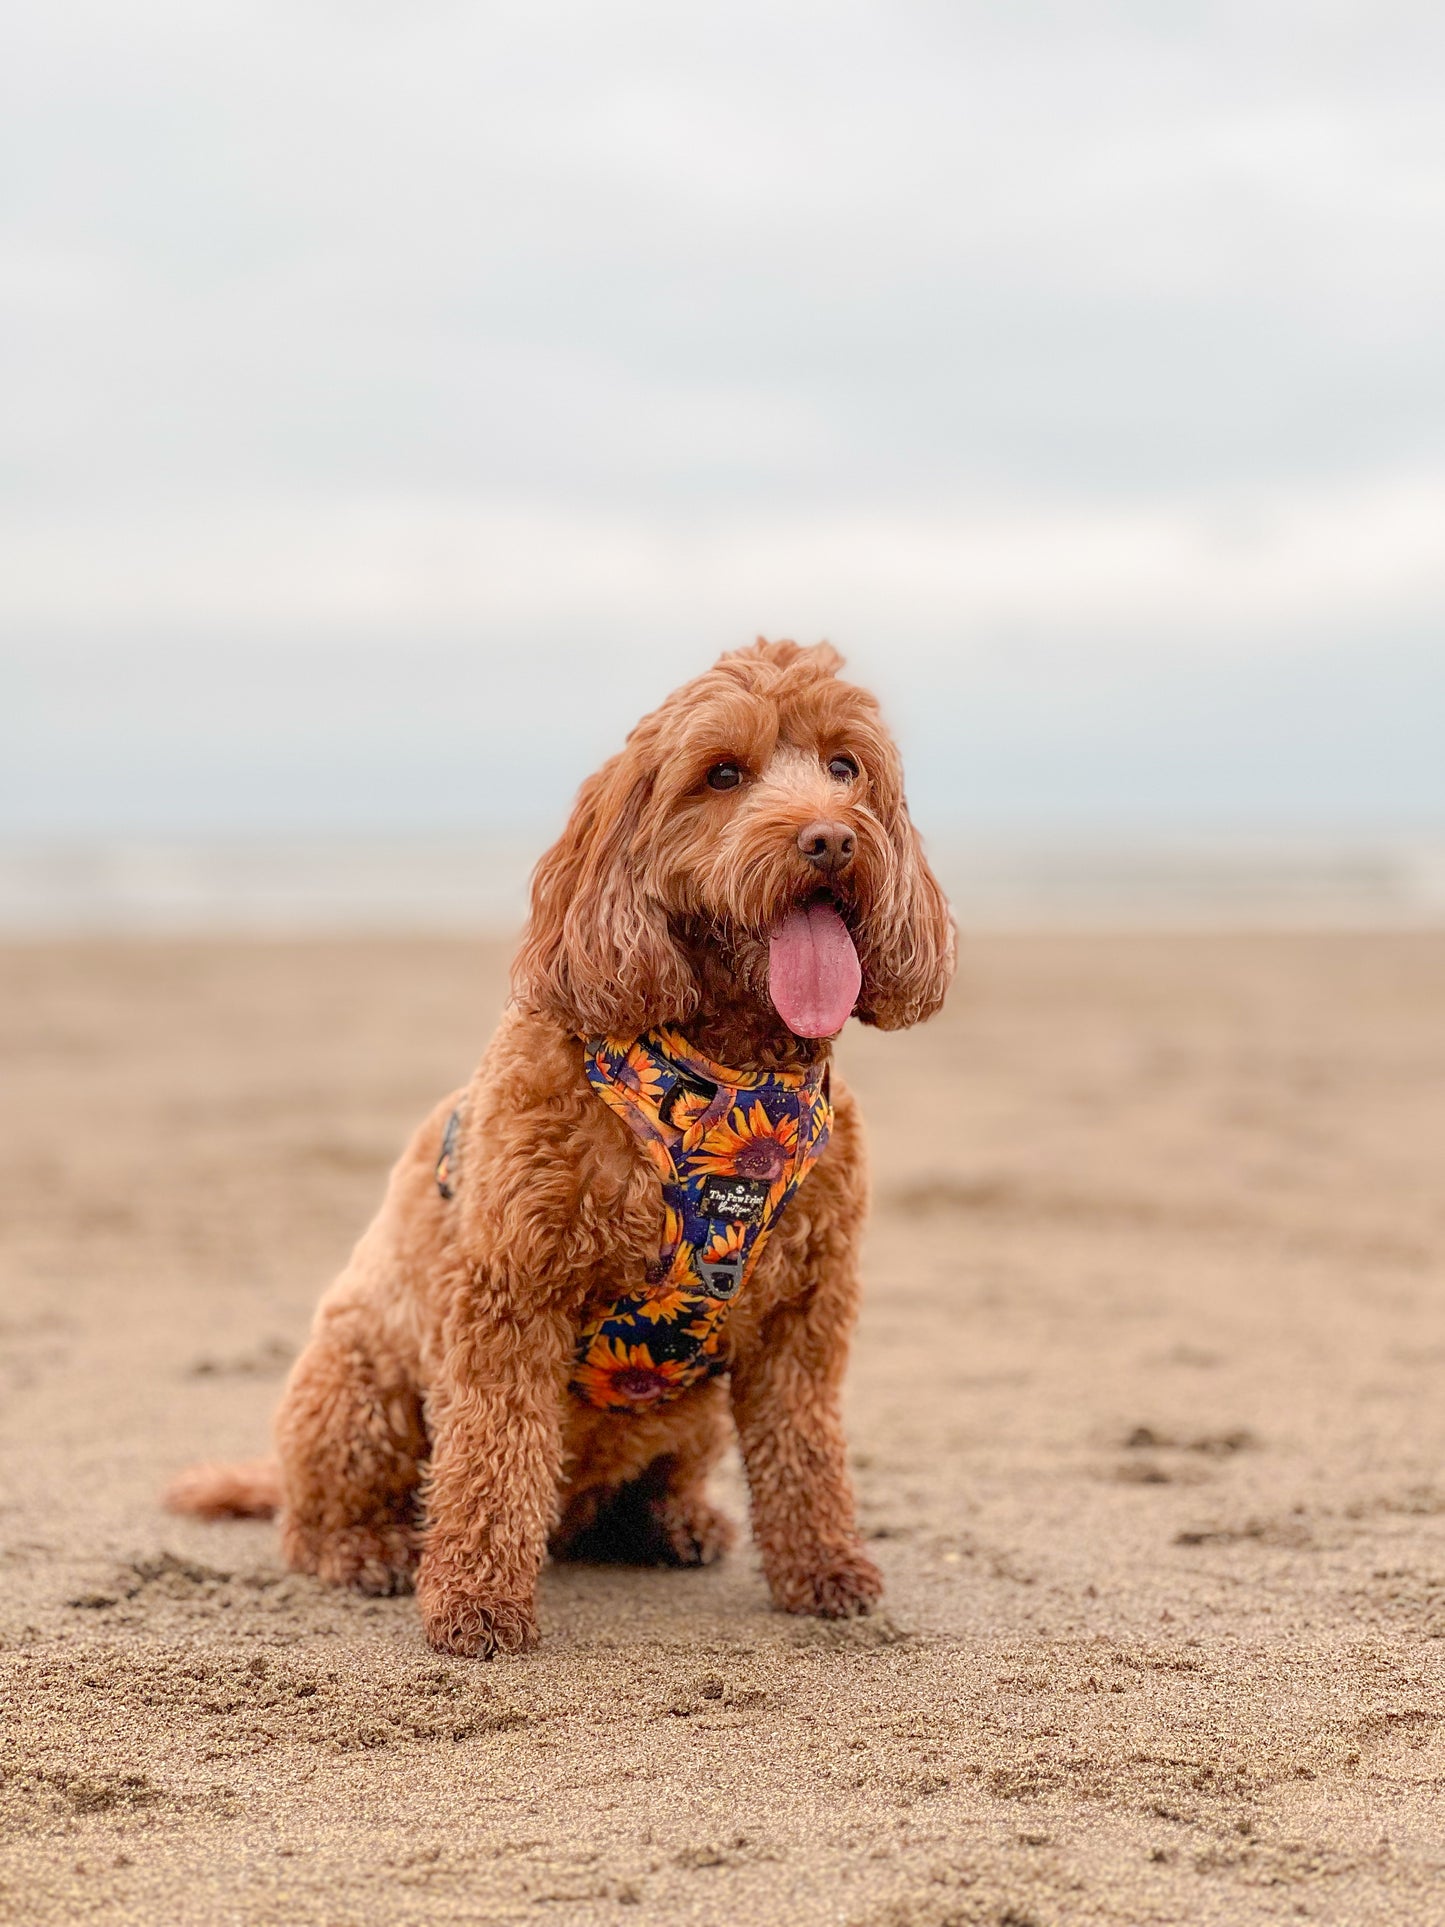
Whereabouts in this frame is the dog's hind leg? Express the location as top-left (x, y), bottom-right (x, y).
top-left (275, 1310), bottom-right (427, 1595)
top-left (552, 1384), bottom-right (736, 1568)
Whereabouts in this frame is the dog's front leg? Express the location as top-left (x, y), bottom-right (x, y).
top-left (415, 1291), bottom-right (572, 1658)
top-left (730, 1278), bottom-right (883, 1621)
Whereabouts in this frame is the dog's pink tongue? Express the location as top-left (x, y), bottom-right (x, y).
top-left (768, 900), bottom-right (862, 1038)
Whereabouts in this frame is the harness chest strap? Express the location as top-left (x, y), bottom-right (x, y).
top-left (434, 1028), bottom-right (833, 1411)
top-left (573, 1029), bottom-right (832, 1409)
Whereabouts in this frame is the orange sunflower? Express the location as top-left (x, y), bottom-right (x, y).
top-left (668, 1086), bottom-right (714, 1133)
top-left (699, 1221), bottom-right (747, 1266)
top-left (571, 1336), bottom-right (698, 1408)
top-left (607, 1041), bottom-right (669, 1110)
top-left (680, 1318), bottom-right (730, 1360)
top-left (691, 1099), bottom-right (799, 1200)
top-left (632, 1276), bottom-right (697, 1324)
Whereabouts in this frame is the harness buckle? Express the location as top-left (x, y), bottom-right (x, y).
top-left (696, 1254), bottom-right (745, 1300)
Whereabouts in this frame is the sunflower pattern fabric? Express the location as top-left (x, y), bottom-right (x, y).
top-left (570, 1028), bottom-right (832, 1410)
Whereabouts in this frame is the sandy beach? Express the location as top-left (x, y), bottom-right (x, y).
top-left (2, 929), bottom-right (1443, 1926)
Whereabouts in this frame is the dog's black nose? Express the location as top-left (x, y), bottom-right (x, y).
top-left (796, 821), bottom-right (855, 875)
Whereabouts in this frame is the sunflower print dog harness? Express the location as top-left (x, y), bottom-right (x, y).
top-left (570, 1028), bottom-right (832, 1410)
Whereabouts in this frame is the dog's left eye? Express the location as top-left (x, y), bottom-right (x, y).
top-left (706, 762), bottom-right (744, 791)
top-left (827, 755), bottom-right (859, 782)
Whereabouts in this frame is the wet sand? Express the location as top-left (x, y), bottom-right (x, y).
top-left (2, 931), bottom-right (1443, 1925)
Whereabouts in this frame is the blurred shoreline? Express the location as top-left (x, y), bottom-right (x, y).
top-left (3, 833), bottom-right (1443, 934)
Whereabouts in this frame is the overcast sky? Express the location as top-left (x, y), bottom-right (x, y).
top-left (3, 1), bottom-right (1443, 839)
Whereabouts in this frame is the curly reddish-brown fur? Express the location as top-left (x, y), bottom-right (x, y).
top-left (166, 640), bottom-right (955, 1656)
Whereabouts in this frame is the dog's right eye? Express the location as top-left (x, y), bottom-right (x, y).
top-left (706, 762), bottom-right (744, 791)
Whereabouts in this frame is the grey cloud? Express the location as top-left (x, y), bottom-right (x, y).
top-left (2, 1), bottom-right (1443, 834)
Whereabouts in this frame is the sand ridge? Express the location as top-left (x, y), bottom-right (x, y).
top-left (2, 932), bottom-right (1444, 1924)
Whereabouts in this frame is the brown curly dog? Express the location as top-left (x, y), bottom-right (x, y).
top-left (166, 639), bottom-right (955, 1658)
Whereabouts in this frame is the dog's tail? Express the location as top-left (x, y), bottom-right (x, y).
top-left (163, 1458), bottom-right (282, 1520)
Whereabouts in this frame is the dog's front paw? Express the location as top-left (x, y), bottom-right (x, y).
top-left (416, 1559), bottom-right (539, 1659)
top-left (769, 1548), bottom-right (884, 1620)
top-left (424, 1598), bottom-right (539, 1660)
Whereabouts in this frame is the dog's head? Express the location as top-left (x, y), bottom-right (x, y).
top-left (512, 640), bottom-right (956, 1045)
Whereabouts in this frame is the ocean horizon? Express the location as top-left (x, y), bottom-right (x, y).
top-left (3, 833), bottom-right (1442, 935)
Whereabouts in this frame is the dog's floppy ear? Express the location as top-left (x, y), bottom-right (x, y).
top-left (512, 750), bottom-right (697, 1039)
top-left (855, 811), bottom-right (957, 1031)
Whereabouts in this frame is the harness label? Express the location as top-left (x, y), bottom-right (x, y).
top-left (698, 1175), bottom-right (770, 1223)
